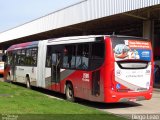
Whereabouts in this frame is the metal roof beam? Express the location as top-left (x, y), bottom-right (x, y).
top-left (123, 13), bottom-right (148, 20)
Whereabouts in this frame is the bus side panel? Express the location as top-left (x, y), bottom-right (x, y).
top-left (44, 67), bottom-right (52, 90)
top-left (46, 68), bottom-right (105, 102)
top-left (103, 37), bottom-right (115, 102)
top-left (59, 70), bottom-right (104, 102)
top-left (9, 66), bottom-right (37, 86)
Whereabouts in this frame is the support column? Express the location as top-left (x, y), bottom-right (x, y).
top-left (143, 20), bottom-right (154, 47)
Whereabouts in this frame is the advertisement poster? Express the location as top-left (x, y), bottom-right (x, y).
top-left (113, 40), bottom-right (151, 61)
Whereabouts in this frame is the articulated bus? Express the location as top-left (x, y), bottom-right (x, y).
top-left (6, 35), bottom-right (153, 103)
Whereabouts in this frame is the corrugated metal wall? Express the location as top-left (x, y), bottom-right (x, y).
top-left (0, 0), bottom-right (160, 42)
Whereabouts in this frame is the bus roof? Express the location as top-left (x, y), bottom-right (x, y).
top-left (48, 35), bottom-right (105, 41)
top-left (47, 35), bottom-right (148, 43)
top-left (7, 41), bottom-right (39, 51)
top-left (47, 35), bottom-right (106, 45)
top-left (6, 35), bottom-right (148, 51)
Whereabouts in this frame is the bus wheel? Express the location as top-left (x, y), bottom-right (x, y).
top-left (65, 83), bottom-right (75, 102)
top-left (26, 76), bottom-right (31, 89)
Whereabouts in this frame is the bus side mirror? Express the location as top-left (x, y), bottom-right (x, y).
top-left (2, 55), bottom-right (7, 62)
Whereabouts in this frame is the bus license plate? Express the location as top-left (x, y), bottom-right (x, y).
top-left (129, 98), bottom-right (136, 102)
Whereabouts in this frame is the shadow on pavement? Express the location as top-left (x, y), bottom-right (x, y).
top-left (11, 82), bottom-right (142, 109)
top-left (75, 98), bottom-right (142, 109)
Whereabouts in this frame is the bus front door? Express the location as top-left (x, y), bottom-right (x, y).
top-left (51, 53), bottom-right (61, 92)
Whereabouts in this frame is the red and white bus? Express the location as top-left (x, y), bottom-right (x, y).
top-left (6, 35), bottom-right (154, 103)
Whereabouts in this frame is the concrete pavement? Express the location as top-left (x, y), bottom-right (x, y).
top-left (100, 92), bottom-right (160, 114)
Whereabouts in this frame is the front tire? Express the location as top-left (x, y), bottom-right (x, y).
top-left (65, 83), bottom-right (75, 102)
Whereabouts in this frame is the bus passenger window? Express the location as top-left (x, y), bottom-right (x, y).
top-left (16, 50), bottom-right (21, 65)
top-left (20, 49), bottom-right (26, 65)
top-left (31, 48), bottom-right (37, 65)
top-left (26, 48), bottom-right (37, 66)
top-left (7, 52), bottom-right (13, 65)
top-left (76, 44), bottom-right (89, 70)
top-left (63, 47), bottom-right (69, 68)
top-left (26, 49), bottom-right (32, 65)
top-left (52, 54), bottom-right (57, 65)
top-left (46, 47), bottom-right (52, 67)
top-left (63, 45), bottom-right (76, 69)
top-left (46, 56), bottom-right (51, 67)
top-left (90, 42), bottom-right (104, 70)
top-left (91, 42), bottom-right (104, 59)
